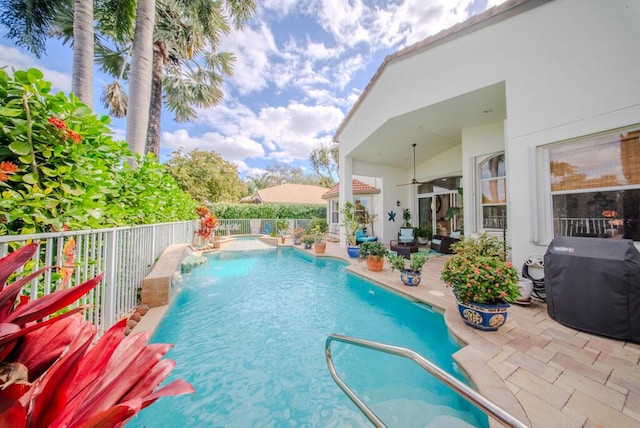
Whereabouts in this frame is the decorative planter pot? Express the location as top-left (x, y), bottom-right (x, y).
top-left (294, 237), bottom-right (301, 245)
top-left (400, 269), bottom-right (422, 286)
top-left (304, 242), bottom-right (313, 249)
top-left (314, 242), bottom-right (326, 254)
top-left (366, 255), bottom-right (384, 272)
top-left (347, 246), bottom-right (360, 259)
top-left (417, 237), bottom-right (429, 245)
top-left (456, 299), bottom-right (510, 331)
top-left (514, 277), bottom-right (534, 305)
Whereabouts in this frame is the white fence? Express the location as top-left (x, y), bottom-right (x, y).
top-left (0, 221), bottom-right (196, 335)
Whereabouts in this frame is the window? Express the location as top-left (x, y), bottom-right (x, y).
top-left (480, 153), bottom-right (506, 230)
top-left (548, 127), bottom-right (640, 241)
top-left (330, 200), bottom-right (339, 224)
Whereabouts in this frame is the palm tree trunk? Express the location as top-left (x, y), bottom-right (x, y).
top-left (146, 41), bottom-right (165, 158)
top-left (72, 0), bottom-right (93, 108)
top-left (126, 0), bottom-right (156, 158)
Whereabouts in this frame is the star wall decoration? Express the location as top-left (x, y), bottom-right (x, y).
top-left (388, 211), bottom-right (396, 222)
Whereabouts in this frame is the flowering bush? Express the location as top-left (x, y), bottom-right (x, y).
top-left (195, 206), bottom-right (217, 240)
top-left (0, 67), bottom-right (197, 235)
top-left (440, 233), bottom-right (520, 304)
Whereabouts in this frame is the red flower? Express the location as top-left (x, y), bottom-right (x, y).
top-left (48, 117), bottom-right (67, 130)
top-left (67, 130), bottom-right (82, 143)
top-left (0, 161), bottom-right (18, 182)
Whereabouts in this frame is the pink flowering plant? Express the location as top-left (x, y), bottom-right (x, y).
top-left (440, 234), bottom-right (520, 305)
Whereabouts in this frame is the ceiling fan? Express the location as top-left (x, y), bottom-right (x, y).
top-left (396, 143), bottom-right (428, 186)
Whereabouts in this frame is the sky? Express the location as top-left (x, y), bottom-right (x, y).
top-left (0, 0), bottom-right (506, 180)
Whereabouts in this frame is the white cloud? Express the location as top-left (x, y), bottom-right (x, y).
top-left (221, 22), bottom-right (278, 95)
top-left (0, 44), bottom-right (72, 92)
top-left (160, 129), bottom-right (266, 162)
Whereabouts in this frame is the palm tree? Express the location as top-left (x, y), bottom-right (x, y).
top-left (126, 0), bottom-right (156, 158)
top-left (100, 0), bottom-right (257, 157)
top-left (0, 0), bottom-right (95, 106)
top-left (71, 0), bottom-right (94, 108)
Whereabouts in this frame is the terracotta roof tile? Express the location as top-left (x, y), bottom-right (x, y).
top-left (321, 179), bottom-right (381, 199)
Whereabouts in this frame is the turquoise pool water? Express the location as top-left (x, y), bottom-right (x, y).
top-left (127, 248), bottom-right (487, 427)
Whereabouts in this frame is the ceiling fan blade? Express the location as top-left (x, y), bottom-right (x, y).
top-left (395, 182), bottom-right (415, 187)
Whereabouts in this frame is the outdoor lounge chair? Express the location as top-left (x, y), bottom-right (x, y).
top-left (430, 234), bottom-right (460, 254)
top-left (390, 228), bottom-right (418, 259)
top-left (355, 229), bottom-right (378, 244)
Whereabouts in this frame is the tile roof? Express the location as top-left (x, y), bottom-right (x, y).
top-left (242, 183), bottom-right (329, 205)
top-left (321, 179), bottom-right (381, 199)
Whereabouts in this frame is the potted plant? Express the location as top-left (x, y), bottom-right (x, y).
top-left (276, 220), bottom-right (290, 244)
top-left (440, 233), bottom-right (520, 331)
top-left (293, 227), bottom-right (305, 245)
top-left (416, 226), bottom-right (432, 245)
top-left (358, 241), bottom-right (388, 272)
top-left (310, 225), bottom-right (326, 254)
top-left (388, 252), bottom-right (430, 286)
top-left (301, 234), bottom-right (315, 249)
top-left (402, 208), bottom-right (412, 227)
top-left (341, 201), bottom-right (361, 258)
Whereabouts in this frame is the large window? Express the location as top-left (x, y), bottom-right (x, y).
top-left (549, 127), bottom-right (640, 241)
top-left (480, 153), bottom-right (506, 230)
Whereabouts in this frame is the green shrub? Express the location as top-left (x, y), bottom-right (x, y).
top-left (209, 202), bottom-right (326, 219)
top-left (0, 68), bottom-right (197, 234)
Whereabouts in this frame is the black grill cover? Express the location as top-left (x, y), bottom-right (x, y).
top-left (544, 236), bottom-right (640, 342)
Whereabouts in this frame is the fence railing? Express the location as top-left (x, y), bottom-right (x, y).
top-left (0, 221), bottom-right (196, 335)
top-left (1, 219), bottom-right (317, 334)
top-left (554, 217), bottom-right (613, 238)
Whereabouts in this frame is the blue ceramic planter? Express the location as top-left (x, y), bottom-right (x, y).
top-left (400, 269), bottom-right (422, 286)
top-left (347, 246), bottom-right (360, 258)
top-left (456, 299), bottom-right (510, 331)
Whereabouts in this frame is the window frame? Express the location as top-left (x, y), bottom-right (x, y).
top-left (476, 152), bottom-right (507, 232)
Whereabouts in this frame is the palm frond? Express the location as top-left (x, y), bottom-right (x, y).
top-left (101, 81), bottom-right (128, 118)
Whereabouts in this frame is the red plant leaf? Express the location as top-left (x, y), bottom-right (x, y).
top-left (0, 267), bottom-right (51, 323)
top-left (65, 318), bottom-right (128, 399)
top-left (0, 243), bottom-right (38, 290)
top-left (68, 400), bottom-right (141, 428)
top-left (7, 273), bottom-right (104, 326)
top-left (0, 323), bottom-right (21, 361)
top-left (64, 333), bottom-right (159, 423)
top-left (0, 399), bottom-right (27, 428)
top-left (120, 359), bottom-right (175, 403)
top-left (0, 382), bottom-right (31, 415)
top-left (26, 322), bottom-right (95, 428)
top-left (13, 314), bottom-right (85, 381)
top-left (139, 379), bottom-right (195, 410)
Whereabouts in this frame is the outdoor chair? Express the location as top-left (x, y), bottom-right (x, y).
top-left (390, 228), bottom-right (418, 259)
top-left (355, 229), bottom-right (378, 244)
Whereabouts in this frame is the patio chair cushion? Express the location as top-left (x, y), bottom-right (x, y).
top-left (355, 229), bottom-right (378, 244)
top-left (399, 228), bottom-right (414, 243)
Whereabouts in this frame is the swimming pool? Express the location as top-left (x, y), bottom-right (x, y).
top-left (127, 248), bottom-right (487, 427)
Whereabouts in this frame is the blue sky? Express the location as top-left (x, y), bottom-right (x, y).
top-left (0, 0), bottom-right (505, 180)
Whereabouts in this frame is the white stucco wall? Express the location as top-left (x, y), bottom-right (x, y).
top-left (336, 0), bottom-right (640, 267)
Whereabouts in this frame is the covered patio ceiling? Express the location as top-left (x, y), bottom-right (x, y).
top-left (346, 82), bottom-right (507, 170)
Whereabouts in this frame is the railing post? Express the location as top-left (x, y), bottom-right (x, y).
top-left (102, 229), bottom-right (118, 333)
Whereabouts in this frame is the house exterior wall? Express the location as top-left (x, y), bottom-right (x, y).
top-left (336, 0), bottom-right (640, 266)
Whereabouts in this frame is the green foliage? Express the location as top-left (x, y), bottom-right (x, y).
top-left (0, 68), bottom-right (197, 235)
top-left (358, 241), bottom-right (388, 261)
top-left (450, 232), bottom-right (508, 260)
top-left (441, 233), bottom-right (520, 304)
top-left (165, 149), bottom-right (247, 203)
top-left (387, 251), bottom-right (429, 272)
top-left (340, 201), bottom-right (360, 246)
top-left (209, 202), bottom-right (326, 220)
top-left (309, 217), bottom-right (327, 233)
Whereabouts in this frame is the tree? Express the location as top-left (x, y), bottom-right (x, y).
top-left (247, 162), bottom-right (322, 190)
top-left (100, 0), bottom-right (257, 157)
top-left (309, 142), bottom-right (339, 187)
top-left (125, 0), bottom-right (155, 158)
top-left (0, 0), bottom-right (95, 106)
top-left (165, 149), bottom-right (248, 203)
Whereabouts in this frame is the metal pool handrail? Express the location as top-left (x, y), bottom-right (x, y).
top-left (325, 334), bottom-right (528, 428)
